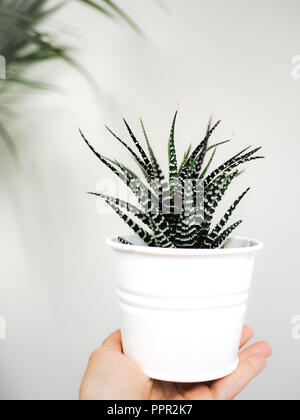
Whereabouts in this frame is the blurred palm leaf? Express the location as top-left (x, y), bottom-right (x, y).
top-left (0, 0), bottom-right (141, 160)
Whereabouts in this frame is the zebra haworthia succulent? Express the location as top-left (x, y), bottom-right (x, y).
top-left (81, 112), bottom-right (264, 249)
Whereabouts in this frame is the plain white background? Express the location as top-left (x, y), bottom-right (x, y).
top-left (0, 0), bottom-right (299, 400)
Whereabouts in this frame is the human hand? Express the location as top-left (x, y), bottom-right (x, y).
top-left (80, 327), bottom-right (272, 400)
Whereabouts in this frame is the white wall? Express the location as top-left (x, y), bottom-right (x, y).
top-left (0, 0), bottom-right (299, 400)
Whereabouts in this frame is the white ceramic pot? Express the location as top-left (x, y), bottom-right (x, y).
top-left (107, 235), bottom-right (263, 383)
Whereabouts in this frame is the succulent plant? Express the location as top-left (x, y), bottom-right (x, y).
top-left (81, 112), bottom-right (264, 249)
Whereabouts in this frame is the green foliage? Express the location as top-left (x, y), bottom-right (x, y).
top-left (82, 111), bottom-right (264, 249)
top-left (0, 0), bottom-right (140, 160)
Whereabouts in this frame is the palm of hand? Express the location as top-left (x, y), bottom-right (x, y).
top-left (80, 328), bottom-right (271, 401)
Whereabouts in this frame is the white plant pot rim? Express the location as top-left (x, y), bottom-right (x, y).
top-left (107, 235), bottom-right (263, 257)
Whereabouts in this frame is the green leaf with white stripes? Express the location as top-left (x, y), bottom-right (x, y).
top-left (106, 199), bottom-right (155, 246)
top-left (118, 237), bottom-right (134, 245)
top-left (179, 144), bottom-right (192, 173)
top-left (168, 111), bottom-right (179, 196)
top-left (213, 220), bottom-right (243, 248)
top-left (88, 192), bottom-right (151, 227)
top-left (210, 188), bottom-right (250, 240)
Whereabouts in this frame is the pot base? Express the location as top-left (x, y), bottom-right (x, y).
top-left (142, 358), bottom-right (239, 383)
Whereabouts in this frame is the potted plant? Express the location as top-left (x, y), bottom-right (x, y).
top-left (81, 111), bottom-right (264, 383)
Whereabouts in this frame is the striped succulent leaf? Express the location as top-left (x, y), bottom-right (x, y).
top-left (213, 220), bottom-right (243, 248)
top-left (80, 131), bottom-right (151, 211)
top-left (199, 171), bottom-right (240, 241)
top-left (80, 129), bottom-right (126, 182)
top-left (179, 144), bottom-right (192, 173)
top-left (118, 237), bottom-right (134, 245)
top-left (207, 139), bottom-right (231, 152)
top-left (210, 188), bottom-right (250, 240)
top-left (205, 171), bottom-right (239, 217)
top-left (105, 125), bottom-right (148, 175)
top-left (175, 217), bottom-right (197, 248)
top-left (205, 147), bottom-right (263, 187)
top-left (193, 137), bottom-right (209, 179)
top-left (185, 120), bottom-right (221, 171)
top-left (175, 179), bottom-right (199, 248)
top-left (149, 216), bottom-right (175, 248)
top-left (198, 138), bottom-right (232, 180)
top-left (113, 160), bottom-right (139, 181)
top-left (168, 111), bottom-right (179, 196)
top-left (99, 155), bottom-right (160, 215)
top-left (88, 192), bottom-right (151, 227)
top-left (199, 148), bottom-right (216, 180)
top-left (177, 120), bottom-right (221, 186)
top-left (131, 159), bottom-right (152, 184)
top-left (204, 146), bottom-right (251, 184)
top-left (175, 122), bottom-right (214, 201)
top-left (83, 111), bottom-right (264, 249)
top-left (106, 199), bottom-right (155, 246)
top-left (140, 119), bottom-right (165, 183)
top-left (140, 118), bottom-right (172, 214)
top-left (113, 167), bottom-right (174, 246)
top-left (123, 119), bottom-right (153, 178)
